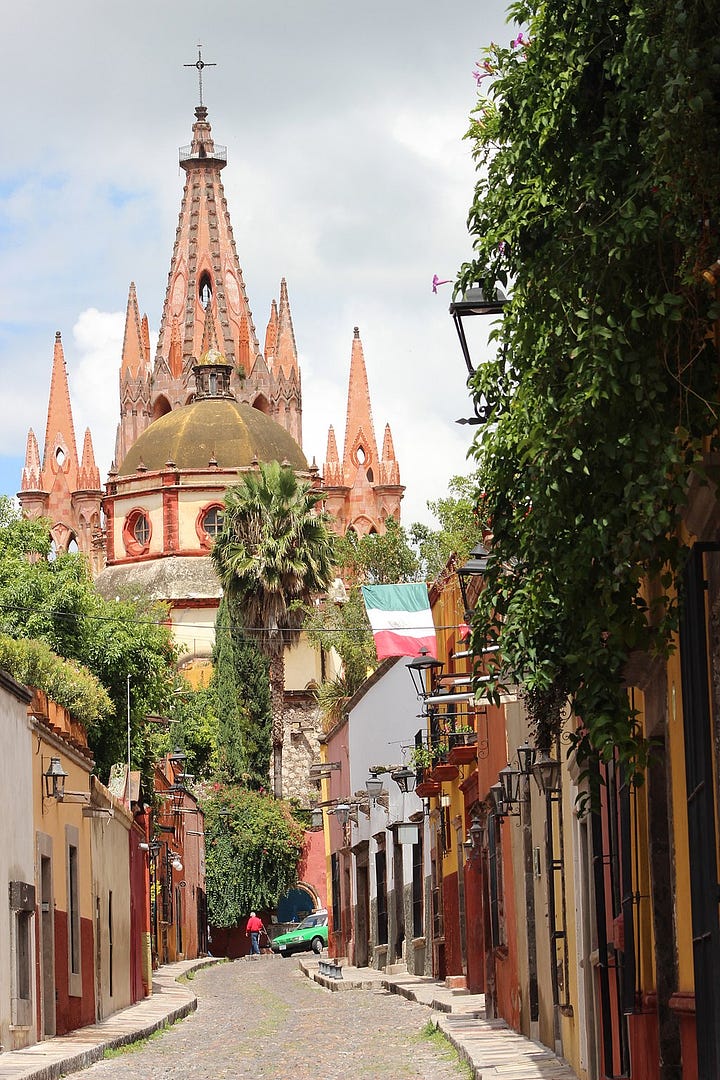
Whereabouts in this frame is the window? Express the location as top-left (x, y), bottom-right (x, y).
top-left (202, 506), bottom-right (224, 538)
top-left (122, 509), bottom-right (152, 556)
top-left (9, 880), bottom-right (35, 1026)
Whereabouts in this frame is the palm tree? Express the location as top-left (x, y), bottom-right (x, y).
top-left (211, 461), bottom-right (334, 797)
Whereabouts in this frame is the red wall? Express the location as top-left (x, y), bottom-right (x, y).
top-left (54, 912), bottom-right (95, 1035)
top-left (301, 829), bottom-right (327, 909)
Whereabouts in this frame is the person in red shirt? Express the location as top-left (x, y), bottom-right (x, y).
top-left (246, 912), bottom-right (264, 956)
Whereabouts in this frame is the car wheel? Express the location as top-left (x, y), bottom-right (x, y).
top-left (311, 936), bottom-right (324, 955)
top-left (280, 950), bottom-right (292, 958)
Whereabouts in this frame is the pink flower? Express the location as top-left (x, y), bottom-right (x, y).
top-left (511, 31), bottom-right (528, 48)
top-left (432, 274), bottom-right (451, 294)
top-left (472, 60), bottom-right (494, 85)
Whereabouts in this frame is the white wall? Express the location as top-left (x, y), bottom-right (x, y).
top-left (0, 672), bottom-right (36, 1051)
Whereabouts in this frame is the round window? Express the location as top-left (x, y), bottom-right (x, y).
top-left (202, 506), bottom-right (224, 538)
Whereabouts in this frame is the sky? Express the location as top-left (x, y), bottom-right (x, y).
top-left (0, 0), bottom-right (513, 528)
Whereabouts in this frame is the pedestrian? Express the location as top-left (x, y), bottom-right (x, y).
top-left (246, 911), bottom-right (264, 957)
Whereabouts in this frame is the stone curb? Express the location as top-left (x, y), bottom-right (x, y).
top-left (0, 958), bottom-right (221, 1080)
top-left (300, 959), bottom-right (579, 1080)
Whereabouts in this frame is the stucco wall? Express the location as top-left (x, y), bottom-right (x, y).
top-left (89, 781), bottom-right (133, 1020)
top-left (0, 673), bottom-right (35, 1051)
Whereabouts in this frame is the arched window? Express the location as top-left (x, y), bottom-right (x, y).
top-left (199, 272), bottom-right (213, 309)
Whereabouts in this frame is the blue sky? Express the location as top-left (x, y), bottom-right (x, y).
top-left (0, 0), bottom-right (512, 526)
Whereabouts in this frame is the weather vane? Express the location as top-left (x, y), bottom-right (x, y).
top-left (184, 45), bottom-right (216, 107)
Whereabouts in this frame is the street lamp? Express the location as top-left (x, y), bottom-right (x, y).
top-left (449, 283), bottom-right (508, 425)
top-left (333, 803), bottom-right (351, 826)
top-left (457, 542), bottom-right (490, 619)
top-left (516, 742), bottom-right (537, 778)
top-left (406, 652), bottom-right (444, 698)
top-left (498, 763), bottom-right (522, 812)
top-left (366, 776), bottom-right (384, 801)
top-left (43, 757), bottom-right (68, 800)
top-left (532, 751), bottom-right (562, 796)
top-left (391, 766), bottom-right (417, 794)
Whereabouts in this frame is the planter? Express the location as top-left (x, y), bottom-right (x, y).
top-left (415, 780), bottom-right (441, 798)
top-left (449, 745), bottom-right (478, 766)
top-left (428, 763), bottom-right (459, 782)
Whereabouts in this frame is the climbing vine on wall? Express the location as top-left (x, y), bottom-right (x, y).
top-left (459, 0), bottom-right (720, 773)
top-left (204, 785), bottom-right (305, 927)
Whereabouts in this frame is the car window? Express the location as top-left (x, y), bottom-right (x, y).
top-left (297, 912), bottom-right (327, 929)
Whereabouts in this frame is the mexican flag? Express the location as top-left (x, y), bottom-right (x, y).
top-left (361, 582), bottom-right (438, 660)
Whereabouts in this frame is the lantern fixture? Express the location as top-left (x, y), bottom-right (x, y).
top-left (43, 757), bottom-right (68, 800)
top-left (333, 802), bottom-right (351, 826)
top-left (391, 766), bottom-right (417, 794)
top-left (532, 751), bottom-right (562, 796)
top-left (168, 747), bottom-right (187, 769)
top-left (310, 808), bottom-right (324, 830)
top-left (457, 543), bottom-right (491, 619)
top-left (489, 782), bottom-right (507, 820)
top-left (449, 284), bottom-right (508, 377)
top-left (366, 776), bottom-right (384, 801)
top-left (498, 763), bottom-right (521, 808)
top-left (406, 651), bottom-right (444, 698)
top-left (396, 821), bottom-right (419, 845)
top-left (516, 742), bottom-right (537, 777)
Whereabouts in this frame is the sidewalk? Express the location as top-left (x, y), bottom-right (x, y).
top-left (0, 958), bottom-right (218, 1080)
top-left (299, 957), bottom-right (580, 1080)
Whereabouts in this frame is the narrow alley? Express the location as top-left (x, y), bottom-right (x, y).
top-left (68, 957), bottom-right (468, 1080)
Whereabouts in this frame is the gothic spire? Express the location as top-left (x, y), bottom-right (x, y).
top-left (42, 331), bottom-right (79, 491)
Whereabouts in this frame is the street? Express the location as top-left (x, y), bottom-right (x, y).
top-left (70, 957), bottom-right (468, 1080)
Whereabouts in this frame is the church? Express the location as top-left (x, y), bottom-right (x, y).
top-left (18, 95), bottom-right (404, 799)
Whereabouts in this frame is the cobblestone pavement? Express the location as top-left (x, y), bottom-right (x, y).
top-left (71, 956), bottom-right (468, 1080)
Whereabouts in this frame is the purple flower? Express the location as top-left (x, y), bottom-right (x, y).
top-left (472, 60), bottom-right (494, 84)
top-left (432, 274), bottom-right (451, 294)
top-left (511, 31), bottom-right (527, 48)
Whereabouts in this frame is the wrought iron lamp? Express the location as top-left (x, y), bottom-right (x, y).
top-left (532, 751), bottom-right (562, 795)
top-left (516, 742), bottom-right (537, 778)
top-left (449, 283), bottom-right (508, 424)
top-left (391, 766), bottom-right (417, 794)
top-left (457, 542), bottom-right (490, 619)
top-left (365, 775), bottom-right (384, 801)
top-left (43, 757), bottom-right (68, 800)
top-left (406, 651), bottom-right (444, 698)
top-left (498, 763), bottom-right (522, 813)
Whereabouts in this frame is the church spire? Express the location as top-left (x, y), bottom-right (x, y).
top-left (19, 332), bottom-right (102, 559)
top-left (152, 104), bottom-right (261, 399)
top-left (342, 326), bottom-right (379, 472)
top-left (117, 283), bottom-right (152, 467)
top-left (42, 331), bottom-right (79, 492)
top-left (322, 327), bottom-right (404, 536)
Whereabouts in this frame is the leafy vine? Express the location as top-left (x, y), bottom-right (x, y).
top-left (459, 0), bottom-right (720, 774)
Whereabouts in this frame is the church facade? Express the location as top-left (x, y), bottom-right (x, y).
top-left (18, 99), bottom-right (404, 802)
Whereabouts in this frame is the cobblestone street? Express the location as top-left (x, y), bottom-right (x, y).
top-left (71, 957), bottom-right (467, 1080)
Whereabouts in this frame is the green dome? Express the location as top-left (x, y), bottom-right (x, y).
top-left (118, 399), bottom-right (307, 476)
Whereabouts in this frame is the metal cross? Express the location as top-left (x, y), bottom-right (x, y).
top-left (184, 45), bottom-right (216, 107)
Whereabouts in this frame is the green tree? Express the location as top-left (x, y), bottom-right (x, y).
top-left (0, 499), bottom-right (177, 781)
top-left (210, 596), bottom-right (271, 789)
top-left (458, 0), bottom-right (720, 772)
top-left (204, 784), bottom-right (305, 927)
top-left (410, 473), bottom-right (482, 582)
top-left (211, 462), bottom-right (334, 796)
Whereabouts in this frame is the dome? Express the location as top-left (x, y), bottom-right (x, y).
top-left (118, 399), bottom-right (308, 476)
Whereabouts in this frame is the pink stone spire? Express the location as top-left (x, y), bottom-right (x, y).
top-left (342, 326), bottom-right (379, 478)
top-left (42, 331), bottom-right (79, 492)
top-left (275, 279), bottom-right (299, 378)
top-left (264, 299), bottom-right (279, 364)
top-left (21, 429), bottom-right (43, 492)
top-left (78, 429), bottom-right (101, 491)
top-left (121, 282), bottom-right (147, 379)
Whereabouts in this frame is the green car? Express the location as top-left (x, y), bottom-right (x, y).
top-left (271, 910), bottom-right (328, 957)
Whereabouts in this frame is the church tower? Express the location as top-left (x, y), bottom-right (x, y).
top-left (19, 332), bottom-right (103, 564)
top-left (323, 327), bottom-right (403, 534)
top-left (116, 103), bottom-right (302, 465)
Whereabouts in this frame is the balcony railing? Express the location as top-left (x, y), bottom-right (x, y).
top-left (179, 144), bottom-right (227, 164)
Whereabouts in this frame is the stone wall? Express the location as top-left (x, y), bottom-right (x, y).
top-left (281, 693), bottom-right (323, 806)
